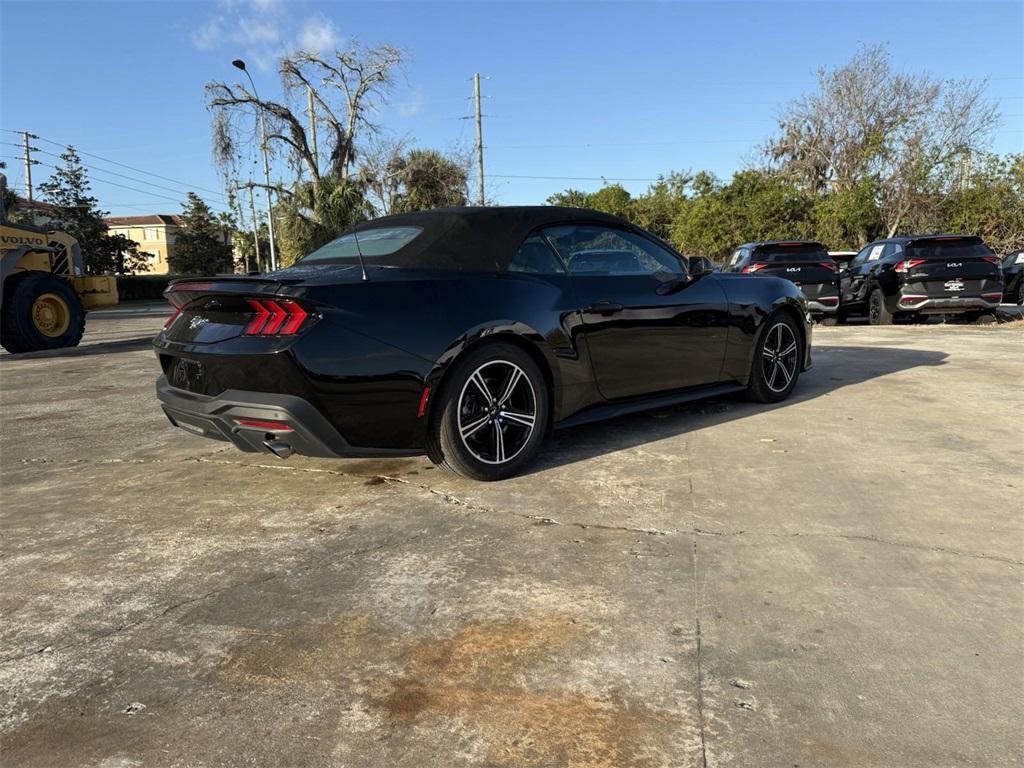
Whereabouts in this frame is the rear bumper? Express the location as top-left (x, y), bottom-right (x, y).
top-left (805, 298), bottom-right (839, 316)
top-left (155, 375), bottom-right (421, 458)
top-left (895, 295), bottom-right (1001, 314)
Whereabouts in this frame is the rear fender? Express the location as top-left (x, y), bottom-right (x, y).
top-left (425, 321), bottom-right (564, 428)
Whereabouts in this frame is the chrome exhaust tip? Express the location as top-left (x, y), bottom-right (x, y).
top-left (263, 439), bottom-right (294, 459)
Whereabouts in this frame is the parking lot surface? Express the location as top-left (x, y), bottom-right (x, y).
top-left (1, 311), bottom-right (1022, 767)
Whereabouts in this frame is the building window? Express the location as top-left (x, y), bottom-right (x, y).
top-left (144, 228), bottom-right (158, 241)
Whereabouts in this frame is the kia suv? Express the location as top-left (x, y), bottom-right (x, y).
top-left (726, 241), bottom-right (839, 322)
top-left (838, 235), bottom-right (1003, 324)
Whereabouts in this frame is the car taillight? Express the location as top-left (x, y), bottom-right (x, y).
top-left (243, 298), bottom-right (310, 336)
top-left (895, 258), bottom-right (927, 273)
top-left (818, 261), bottom-right (838, 272)
top-left (981, 256), bottom-right (1002, 267)
top-left (163, 307), bottom-right (182, 329)
top-left (742, 263), bottom-right (767, 273)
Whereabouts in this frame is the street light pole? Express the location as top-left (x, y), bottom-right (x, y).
top-left (232, 59), bottom-right (278, 271)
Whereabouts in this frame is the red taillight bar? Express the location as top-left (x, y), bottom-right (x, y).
top-left (816, 296), bottom-right (839, 305)
top-left (742, 263), bottom-right (767, 273)
top-left (895, 258), bottom-right (927, 273)
top-left (163, 307), bottom-right (182, 329)
top-left (981, 292), bottom-right (1003, 300)
top-left (981, 256), bottom-right (1002, 266)
top-left (818, 261), bottom-right (838, 272)
top-left (235, 418), bottom-right (293, 431)
top-left (899, 294), bottom-right (929, 305)
top-left (243, 298), bottom-right (310, 336)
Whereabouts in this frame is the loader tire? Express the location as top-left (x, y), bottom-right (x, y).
top-left (1, 272), bottom-right (86, 353)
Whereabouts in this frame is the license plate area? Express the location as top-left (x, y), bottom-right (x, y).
top-left (168, 357), bottom-right (207, 394)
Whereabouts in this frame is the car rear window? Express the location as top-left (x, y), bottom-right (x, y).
top-left (907, 239), bottom-right (993, 259)
top-left (300, 226), bottom-right (423, 263)
top-left (753, 244), bottom-right (829, 263)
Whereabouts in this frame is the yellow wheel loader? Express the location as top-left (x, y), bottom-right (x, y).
top-left (0, 173), bottom-right (118, 353)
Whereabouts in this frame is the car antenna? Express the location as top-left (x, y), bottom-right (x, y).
top-left (352, 227), bottom-right (369, 281)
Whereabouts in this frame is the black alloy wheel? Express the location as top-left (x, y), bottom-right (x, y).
top-left (427, 342), bottom-right (549, 481)
top-left (746, 313), bottom-right (802, 403)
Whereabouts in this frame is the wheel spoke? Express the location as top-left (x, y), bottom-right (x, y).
top-left (762, 346), bottom-right (775, 359)
top-left (778, 341), bottom-right (797, 357)
top-left (767, 361), bottom-right (778, 388)
top-left (460, 413), bottom-right (490, 439)
top-left (494, 423), bottom-right (506, 463)
top-left (470, 371), bottom-right (494, 404)
top-left (500, 409), bottom-right (535, 428)
top-left (775, 360), bottom-right (792, 386)
top-left (497, 367), bottom-right (523, 406)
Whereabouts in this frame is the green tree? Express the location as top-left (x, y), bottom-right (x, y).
top-left (38, 147), bottom-right (127, 274)
top-left (631, 172), bottom-right (692, 242)
top-left (390, 149), bottom-right (469, 213)
top-left (275, 176), bottom-right (367, 267)
top-left (170, 193), bottom-right (233, 275)
top-left (546, 189), bottom-right (590, 208)
top-left (941, 153), bottom-right (1024, 254)
top-left (671, 170), bottom-right (814, 259)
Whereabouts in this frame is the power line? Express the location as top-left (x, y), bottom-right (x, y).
top-left (2, 129), bottom-right (228, 199)
top-left (27, 146), bottom-right (229, 203)
top-left (490, 173), bottom-right (661, 182)
top-left (1, 156), bottom-right (230, 213)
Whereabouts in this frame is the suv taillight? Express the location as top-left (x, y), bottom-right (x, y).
top-left (982, 256), bottom-right (1002, 268)
top-left (244, 298), bottom-right (310, 336)
top-left (895, 258), bottom-right (927, 273)
top-left (818, 261), bottom-right (838, 272)
top-left (742, 263), bottom-right (767, 273)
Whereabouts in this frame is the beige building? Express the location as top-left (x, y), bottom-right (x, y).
top-left (104, 214), bottom-right (184, 275)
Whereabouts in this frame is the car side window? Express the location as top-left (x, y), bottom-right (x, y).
top-left (541, 225), bottom-right (684, 276)
top-left (508, 233), bottom-right (565, 274)
top-left (729, 249), bottom-right (745, 268)
top-left (849, 245), bottom-right (873, 268)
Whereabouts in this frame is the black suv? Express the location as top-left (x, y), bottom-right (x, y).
top-left (839, 235), bottom-right (1003, 324)
top-left (726, 241), bottom-right (839, 321)
top-left (1001, 250), bottom-right (1024, 306)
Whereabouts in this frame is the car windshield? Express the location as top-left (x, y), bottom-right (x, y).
top-left (754, 244), bottom-right (829, 262)
top-left (907, 240), bottom-right (993, 259)
top-left (300, 226), bottom-right (423, 264)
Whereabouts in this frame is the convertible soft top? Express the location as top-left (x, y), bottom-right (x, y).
top-left (348, 206), bottom-right (632, 272)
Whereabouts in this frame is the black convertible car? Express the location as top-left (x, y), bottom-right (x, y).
top-left (154, 207), bottom-right (811, 480)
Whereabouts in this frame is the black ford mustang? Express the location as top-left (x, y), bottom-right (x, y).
top-left (154, 207), bottom-right (811, 480)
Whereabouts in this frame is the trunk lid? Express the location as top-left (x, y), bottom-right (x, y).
top-left (746, 242), bottom-right (839, 298)
top-left (897, 237), bottom-right (1003, 299)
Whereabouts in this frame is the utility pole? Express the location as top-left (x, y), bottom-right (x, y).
top-left (21, 131), bottom-right (39, 204)
top-left (232, 59), bottom-right (277, 271)
top-left (307, 85), bottom-right (319, 178)
top-left (474, 73), bottom-right (485, 206)
top-left (245, 182), bottom-right (261, 272)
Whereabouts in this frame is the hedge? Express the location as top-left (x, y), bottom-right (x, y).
top-left (115, 274), bottom-right (179, 301)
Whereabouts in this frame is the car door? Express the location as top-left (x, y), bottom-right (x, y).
top-left (842, 244), bottom-right (881, 304)
top-left (540, 223), bottom-right (730, 400)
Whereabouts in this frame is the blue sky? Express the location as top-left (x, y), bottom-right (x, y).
top-left (1, 0), bottom-right (1022, 217)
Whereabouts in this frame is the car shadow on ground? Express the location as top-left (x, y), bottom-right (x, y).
top-left (0, 336), bottom-right (154, 361)
top-left (524, 344), bottom-right (949, 476)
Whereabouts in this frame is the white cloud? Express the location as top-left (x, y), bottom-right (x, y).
top-left (192, 17), bottom-right (223, 51)
top-left (296, 15), bottom-right (339, 54)
top-left (192, 1), bottom-right (342, 69)
top-left (397, 88), bottom-right (425, 118)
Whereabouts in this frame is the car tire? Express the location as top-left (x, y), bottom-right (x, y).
top-left (868, 289), bottom-right (892, 326)
top-left (1, 271), bottom-right (86, 354)
top-left (426, 342), bottom-right (549, 481)
top-left (1017, 283), bottom-right (1023, 306)
top-left (746, 312), bottom-right (802, 404)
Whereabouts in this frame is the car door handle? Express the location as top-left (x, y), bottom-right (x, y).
top-left (584, 301), bottom-right (624, 316)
